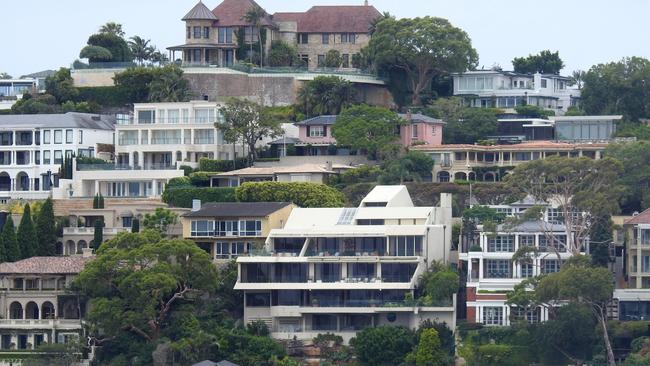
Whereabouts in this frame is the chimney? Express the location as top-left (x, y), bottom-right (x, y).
top-left (192, 199), bottom-right (202, 212)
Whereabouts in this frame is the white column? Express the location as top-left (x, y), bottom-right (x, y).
top-left (94, 180), bottom-right (100, 196)
top-left (478, 259), bottom-right (484, 280)
top-left (467, 259), bottom-right (473, 282)
top-left (151, 180), bottom-right (158, 197)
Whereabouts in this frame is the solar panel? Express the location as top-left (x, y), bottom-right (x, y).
top-left (336, 208), bottom-right (357, 225)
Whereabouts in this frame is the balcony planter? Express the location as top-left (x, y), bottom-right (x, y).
top-left (469, 245), bottom-right (483, 252)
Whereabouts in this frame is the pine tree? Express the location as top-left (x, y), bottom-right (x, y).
top-left (131, 218), bottom-right (140, 233)
top-left (1, 216), bottom-right (19, 262)
top-left (93, 218), bottom-right (104, 250)
top-left (36, 198), bottom-right (57, 256)
top-left (16, 204), bottom-right (38, 259)
top-left (98, 193), bottom-right (105, 209)
top-left (93, 194), bottom-right (99, 209)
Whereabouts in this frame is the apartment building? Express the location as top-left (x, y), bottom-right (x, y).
top-left (235, 186), bottom-right (455, 343)
top-left (169, 0), bottom-right (381, 70)
top-left (492, 115), bottom-right (621, 144)
top-left (0, 256), bottom-right (92, 351)
top-left (0, 112), bottom-right (115, 202)
top-left (452, 70), bottom-right (580, 115)
top-left (413, 141), bottom-right (608, 183)
top-left (182, 201), bottom-right (295, 262)
top-left (460, 200), bottom-right (582, 326)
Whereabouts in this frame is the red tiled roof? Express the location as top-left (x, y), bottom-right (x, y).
top-left (411, 141), bottom-right (610, 151)
top-left (625, 209), bottom-right (650, 225)
top-left (212, 0), bottom-right (275, 27)
top-left (276, 5), bottom-right (381, 33)
top-left (0, 256), bottom-right (93, 275)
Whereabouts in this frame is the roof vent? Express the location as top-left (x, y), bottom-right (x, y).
top-left (91, 116), bottom-right (101, 121)
top-left (633, 211), bottom-right (640, 217)
top-left (192, 199), bottom-right (202, 212)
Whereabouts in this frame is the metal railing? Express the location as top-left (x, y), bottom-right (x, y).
top-left (77, 164), bottom-right (177, 171)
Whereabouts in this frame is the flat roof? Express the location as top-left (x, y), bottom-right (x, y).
top-left (184, 202), bottom-right (293, 218)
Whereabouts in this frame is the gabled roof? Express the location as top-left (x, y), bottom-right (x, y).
top-left (295, 115), bottom-right (337, 126)
top-left (625, 209), bottom-right (650, 225)
top-left (286, 5), bottom-right (381, 33)
top-left (399, 113), bottom-right (445, 125)
top-left (212, 0), bottom-right (275, 27)
top-left (0, 256), bottom-right (93, 275)
top-left (184, 202), bottom-right (293, 218)
top-left (183, 1), bottom-right (219, 21)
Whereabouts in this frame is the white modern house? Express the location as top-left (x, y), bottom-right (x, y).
top-left (115, 101), bottom-right (243, 169)
top-left (0, 78), bottom-right (38, 111)
top-left (235, 185), bottom-right (455, 343)
top-left (452, 70), bottom-right (580, 115)
top-left (0, 113), bottom-right (115, 202)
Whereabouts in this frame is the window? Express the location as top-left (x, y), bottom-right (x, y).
top-left (512, 307), bottom-right (540, 324)
top-left (642, 256), bottom-right (650, 272)
top-left (342, 54), bottom-right (349, 68)
top-left (54, 130), bottom-right (62, 144)
top-left (53, 150), bottom-right (62, 164)
top-left (483, 307), bottom-right (503, 326)
top-left (299, 54), bottom-right (309, 64)
top-left (485, 259), bottom-right (511, 278)
top-left (519, 235), bottom-right (535, 247)
top-left (539, 235), bottom-right (567, 252)
top-left (78, 130), bottom-right (83, 144)
top-left (65, 150), bottom-right (73, 158)
top-left (521, 262), bottom-right (534, 278)
top-left (297, 33), bottom-right (308, 44)
top-left (43, 151), bottom-right (51, 164)
top-left (138, 110), bottom-right (155, 124)
top-left (187, 26), bottom-right (191, 39)
top-left (541, 259), bottom-right (561, 274)
top-left (322, 33), bottom-right (329, 44)
top-left (193, 26), bottom-right (201, 39)
top-left (239, 220), bottom-right (262, 236)
top-left (340, 33), bottom-right (355, 43)
top-left (389, 236), bottom-right (422, 256)
top-left (215, 220), bottom-right (239, 236)
top-left (122, 217), bottom-right (133, 228)
top-left (65, 129), bottom-right (73, 144)
top-left (246, 293), bottom-right (270, 307)
top-left (218, 27), bottom-right (233, 43)
top-left (216, 242), bottom-right (230, 259)
top-left (317, 54), bottom-right (325, 66)
top-left (244, 26), bottom-right (258, 43)
top-left (641, 229), bottom-right (650, 245)
top-left (357, 219), bottom-right (385, 226)
top-left (191, 220), bottom-right (214, 237)
top-left (203, 26), bottom-right (210, 39)
top-left (541, 79), bottom-right (548, 88)
top-left (547, 208), bottom-right (563, 224)
top-left (43, 130), bottom-right (50, 144)
top-left (309, 125), bottom-right (325, 137)
top-left (487, 235), bottom-right (514, 252)
top-left (412, 124), bottom-right (419, 138)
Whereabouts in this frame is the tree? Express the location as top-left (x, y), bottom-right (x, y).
top-left (514, 105), bottom-right (555, 119)
top-left (24, 341), bottom-right (83, 366)
top-left (536, 258), bottom-right (616, 366)
top-left (242, 4), bottom-right (267, 67)
top-left (131, 218), bottom-right (140, 233)
top-left (99, 22), bottom-right (125, 37)
top-left (446, 109), bottom-right (499, 144)
top-left (36, 198), bottom-right (57, 256)
top-left (73, 230), bottom-right (219, 363)
top-left (414, 328), bottom-right (445, 366)
top-left (296, 76), bottom-right (356, 117)
top-left (380, 151), bottom-right (434, 184)
top-left (0, 72), bottom-right (12, 79)
top-left (45, 68), bottom-right (79, 104)
top-left (10, 93), bottom-right (60, 114)
top-left (79, 45), bottom-right (113, 62)
top-left (589, 212), bottom-right (613, 267)
top-left (324, 50), bottom-right (343, 68)
top-left (217, 98), bottom-right (283, 161)
top-left (505, 156), bottom-right (624, 255)
top-left (142, 208), bottom-right (178, 234)
top-left (332, 105), bottom-right (403, 159)
top-left (114, 66), bottom-right (158, 102)
top-left (267, 41), bottom-right (301, 67)
top-left (419, 262), bottom-right (460, 305)
top-left (148, 65), bottom-right (190, 102)
top-left (0, 216), bottom-right (19, 262)
top-left (606, 141), bottom-right (650, 212)
top-left (350, 326), bottom-right (417, 366)
top-left (512, 50), bottom-right (564, 75)
top-left (571, 70), bottom-right (586, 89)
top-left (128, 36), bottom-right (154, 65)
top-left (367, 16), bottom-right (478, 105)
top-left (86, 32), bottom-right (133, 62)
top-left (16, 204), bottom-right (38, 259)
top-left (236, 182), bottom-right (345, 208)
top-left (581, 57), bottom-right (650, 121)
top-left (93, 218), bottom-right (104, 249)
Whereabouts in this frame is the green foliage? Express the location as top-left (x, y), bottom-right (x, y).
top-left (86, 32), bottom-right (132, 62)
top-left (332, 105), bottom-right (403, 159)
top-left (199, 157), bottom-right (249, 172)
top-left (536, 303), bottom-right (598, 365)
top-left (147, 65), bottom-right (190, 102)
top-left (217, 98), bottom-right (284, 161)
top-left (114, 65), bottom-right (189, 104)
top-left (606, 141), bottom-right (650, 212)
top-left (380, 151), bottom-right (434, 184)
top-left (114, 67), bottom-right (157, 102)
top-left (565, 106), bottom-right (586, 116)
top-left (236, 182), bottom-right (345, 208)
top-left (267, 41), bottom-right (302, 67)
top-left (23, 341), bottom-right (83, 366)
top-left (80, 45), bottom-right (113, 62)
top-left (76, 86), bottom-right (129, 107)
top-left (93, 218), bottom-right (104, 249)
top-left (10, 93), bottom-right (58, 114)
top-left (35, 198), bottom-right (56, 256)
top-left (128, 36), bottom-right (155, 64)
top-left (142, 208), bottom-right (178, 234)
top-left (367, 17), bottom-right (478, 105)
top-left (350, 326), bottom-right (417, 366)
top-left (45, 68), bottom-right (79, 103)
top-left (246, 320), bottom-right (270, 336)
top-left (420, 262), bottom-right (459, 304)
top-left (616, 122), bottom-right (650, 140)
top-left (582, 57), bottom-right (650, 121)
top-left (188, 171), bottom-right (217, 187)
top-left (590, 213), bottom-right (613, 267)
top-left (131, 218), bottom-right (140, 233)
top-left (324, 49), bottom-right (343, 68)
top-left (78, 156), bottom-right (109, 165)
top-left (162, 187), bottom-right (237, 208)
top-left (413, 328), bottom-right (445, 366)
top-left (0, 216), bottom-right (18, 262)
top-left (444, 108), bottom-right (499, 144)
top-left (166, 176), bottom-right (191, 188)
top-left (296, 76), bottom-right (356, 117)
top-left (17, 204), bottom-right (37, 259)
top-left (514, 104), bottom-right (555, 118)
top-left (512, 50), bottom-right (564, 74)
top-left (329, 165), bottom-right (383, 189)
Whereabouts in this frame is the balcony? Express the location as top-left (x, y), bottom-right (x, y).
top-left (63, 227), bottom-right (129, 236)
top-left (0, 319), bottom-right (82, 330)
top-left (77, 164), bottom-right (178, 171)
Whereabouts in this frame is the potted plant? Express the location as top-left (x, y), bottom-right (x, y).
top-left (312, 298), bottom-right (319, 307)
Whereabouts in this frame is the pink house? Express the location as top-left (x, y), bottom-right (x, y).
top-left (273, 114), bottom-right (445, 156)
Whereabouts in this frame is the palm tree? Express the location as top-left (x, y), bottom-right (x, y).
top-left (150, 50), bottom-right (169, 65)
top-left (242, 5), bottom-right (267, 67)
top-left (571, 70), bottom-right (586, 90)
top-left (128, 36), bottom-right (154, 65)
top-left (149, 66), bottom-right (190, 102)
top-left (99, 22), bottom-right (125, 37)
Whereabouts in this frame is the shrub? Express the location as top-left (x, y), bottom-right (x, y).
top-left (236, 182), bottom-right (345, 208)
top-left (162, 187), bottom-right (237, 208)
top-left (76, 86), bottom-right (129, 107)
top-left (198, 157), bottom-right (248, 172)
top-left (189, 172), bottom-right (219, 187)
top-left (179, 165), bottom-right (195, 176)
top-left (166, 176), bottom-right (191, 188)
top-left (350, 326), bottom-right (417, 366)
top-left (476, 344), bottom-right (513, 366)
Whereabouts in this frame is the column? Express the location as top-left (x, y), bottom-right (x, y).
top-left (467, 259), bottom-right (473, 282)
top-left (151, 180), bottom-right (158, 197)
top-left (637, 242), bottom-right (643, 288)
top-left (478, 259), bottom-right (484, 280)
top-left (595, 150), bottom-right (602, 159)
top-left (130, 152), bottom-right (135, 168)
top-left (190, 129), bottom-right (195, 145)
top-left (95, 180), bottom-right (100, 196)
top-left (376, 262), bottom-right (381, 281)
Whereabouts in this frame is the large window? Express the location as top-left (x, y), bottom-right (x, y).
top-left (541, 259), bottom-right (561, 274)
top-left (483, 307), bottom-right (504, 326)
top-left (484, 259), bottom-right (512, 278)
top-left (487, 235), bottom-right (514, 252)
top-left (519, 235), bottom-right (535, 247)
top-left (297, 33), bottom-right (308, 44)
top-left (240, 220), bottom-right (262, 236)
top-left (521, 262), bottom-right (534, 278)
top-left (193, 26), bottom-right (201, 39)
top-left (539, 235), bottom-right (567, 252)
top-left (195, 108), bottom-right (215, 123)
top-left (315, 263), bottom-right (341, 282)
top-left (53, 150), bottom-right (63, 164)
top-left (321, 33), bottom-right (329, 44)
top-left (641, 229), bottom-right (650, 245)
top-left (65, 129), bottom-right (73, 144)
top-left (312, 314), bottom-right (337, 331)
top-left (389, 236), bottom-right (422, 256)
top-left (191, 220), bottom-right (214, 236)
top-left (215, 220), bottom-right (238, 236)
top-left (43, 151), bottom-right (51, 164)
top-left (246, 292), bottom-right (270, 307)
top-left (54, 130), bottom-right (62, 144)
top-left (218, 27), bottom-right (233, 44)
top-left (381, 263), bottom-right (417, 283)
top-left (459, 76), bottom-right (494, 91)
top-left (340, 33), bottom-right (355, 44)
top-left (309, 125), bottom-right (325, 137)
top-left (203, 26), bottom-right (210, 39)
top-left (43, 130), bottom-right (50, 144)
top-left (244, 26), bottom-right (258, 42)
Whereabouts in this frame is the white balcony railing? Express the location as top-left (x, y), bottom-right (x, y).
top-left (63, 227), bottom-right (130, 236)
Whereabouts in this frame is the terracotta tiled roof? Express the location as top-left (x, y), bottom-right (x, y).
top-left (625, 209), bottom-right (650, 225)
top-left (183, 1), bottom-right (219, 21)
top-left (212, 0), bottom-right (275, 27)
top-left (0, 256), bottom-right (93, 275)
top-left (411, 141), bottom-right (609, 151)
top-left (275, 5), bottom-right (381, 33)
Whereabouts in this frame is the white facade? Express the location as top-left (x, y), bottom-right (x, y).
top-left (0, 78), bottom-right (38, 111)
top-left (452, 71), bottom-right (580, 115)
top-left (116, 101), bottom-right (242, 169)
top-left (235, 186), bottom-right (455, 343)
top-left (0, 113), bottom-right (115, 202)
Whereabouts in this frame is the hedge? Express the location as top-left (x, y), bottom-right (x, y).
top-left (77, 86), bottom-right (129, 107)
top-left (236, 182), bottom-right (345, 208)
top-left (199, 157), bottom-right (248, 172)
top-left (189, 171), bottom-right (220, 187)
top-left (162, 187), bottom-right (237, 208)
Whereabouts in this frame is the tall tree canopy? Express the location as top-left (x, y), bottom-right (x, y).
top-left (581, 56), bottom-right (650, 121)
top-left (35, 198), bottom-right (57, 256)
top-left (296, 76), bottom-right (356, 117)
top-left (366, 16), bottom-right (478, 105)
top-left (45, 68), bottom-right (79, 104)
top-left (0, 216), bottom-right (19, 262)
top-left (331, 105), bottom-right (403, 159)
top-left (605, 141), bottom-right (650, 211)
top-left (512, 50), bottom-right (565, 75)
top-left (426, 97), bottom-right (500, 144)
top-left (86, 32), bottom-right (133, 63)
top-left (147, 65), bottom-right (190, 102)
top-left (99, 22), bottom-right (125, 37)
top-left (16, 204), bottom-right (38, 259)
